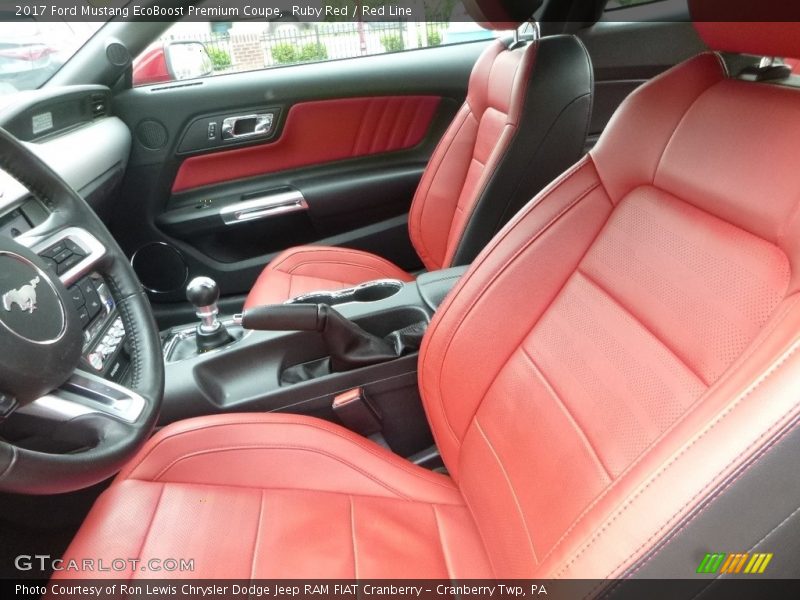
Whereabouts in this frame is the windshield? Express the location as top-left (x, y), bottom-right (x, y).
top-left (0, 21), bottom-right (103, 96)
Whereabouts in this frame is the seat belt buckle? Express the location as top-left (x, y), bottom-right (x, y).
top-left (332, 387), bottom-right (382, 436)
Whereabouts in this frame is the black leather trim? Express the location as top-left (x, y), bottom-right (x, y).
top-left (449, 34), bottom-right (594, 267)
top-left (606, 416), bottom-right (800, 594)
top-left (417, 266), bottom-right (469, 310)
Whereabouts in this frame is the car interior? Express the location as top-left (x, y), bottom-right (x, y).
top-left (1, 0), bottom-right (800, 590)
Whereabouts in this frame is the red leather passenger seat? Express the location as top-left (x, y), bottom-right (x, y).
top-left (58, 4), bottom-right (800, 581)
top-left (244, 5), bottom-right (593, 306)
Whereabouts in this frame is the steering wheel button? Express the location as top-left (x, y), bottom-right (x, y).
top-left (79, 278), bottom-right (98, 296)
top-left (57, 254), bottom-right (83, 274)
top-left (41, 242), bottom-right (66, 258)
top-left (85, 298), bottom-right (102, 319)
top-left (41, 257), bottom-right (58, 272)
top-left (69, 286), bottom-right (85, 308)
top-left (87, 352), bottom-right (104, 371)
top-left (52, 249), bottom-right (73, 263)
top-left (64, 239), bottom-right (87, 257)
top-left (76, 306), bottom-right (90, 327)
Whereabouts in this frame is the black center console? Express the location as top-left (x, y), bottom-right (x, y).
top-left (160, 267), bottom-right (467, 459)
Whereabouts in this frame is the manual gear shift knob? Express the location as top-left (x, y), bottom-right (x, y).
top-left (186, 276), bottom-right (232, 352)
top-left (186, 276), bottom-right (220, 310)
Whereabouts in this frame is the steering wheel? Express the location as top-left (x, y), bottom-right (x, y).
top-left (0, 127), bottom-right (163, 494)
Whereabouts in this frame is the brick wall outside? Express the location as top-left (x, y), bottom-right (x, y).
top-left (230, 35), bottom-right (266, 71)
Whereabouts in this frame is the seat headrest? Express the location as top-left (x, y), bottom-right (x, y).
top-left (690, 0), bottom-right (800, 59)
top-left (462, 0), bottom-right (542, 30)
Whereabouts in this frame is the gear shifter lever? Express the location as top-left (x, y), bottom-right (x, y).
top-left (186, 276), bottom-right (233, 352)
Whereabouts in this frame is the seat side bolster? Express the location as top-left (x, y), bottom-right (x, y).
top-left (116, 413), bottom-right (463, 506)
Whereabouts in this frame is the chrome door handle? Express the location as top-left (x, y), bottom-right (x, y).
top-left (219, 189), bottom-right (309, 225)
top-left (221, 113), bottom-right (274, 140)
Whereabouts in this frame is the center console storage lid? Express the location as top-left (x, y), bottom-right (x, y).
top-left (416, 266), bottom-right (469, 310)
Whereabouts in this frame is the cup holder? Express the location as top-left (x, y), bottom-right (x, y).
top-left (288, 279), bottom-right (404, 306)
top-left (352, 280), bottom-right (404, 302)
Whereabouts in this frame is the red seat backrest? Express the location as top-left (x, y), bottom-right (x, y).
top-left (419, 17), bottom-right (800, 577)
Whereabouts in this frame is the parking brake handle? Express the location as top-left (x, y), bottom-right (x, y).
top-left (235, 304), bottom-right (402, 372)
top-left (238, 303), bottom-right (326, 332)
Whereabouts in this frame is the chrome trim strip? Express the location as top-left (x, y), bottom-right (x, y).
top-left (20, 370), bottom-right (146, 424)
top-left (16, 394), bottom-right (96, 421)
top-left (219, 189), bottom-right (309, 225)
top-left (285, 278), bottom-right (404, 306)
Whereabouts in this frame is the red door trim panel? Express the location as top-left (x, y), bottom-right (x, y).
top-left (172, 95), bottom-right (441, 193)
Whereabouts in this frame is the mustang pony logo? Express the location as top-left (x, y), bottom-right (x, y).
top-left (2, 276), bottom-right (41, 314)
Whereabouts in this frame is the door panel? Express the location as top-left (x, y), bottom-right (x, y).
top-left (110, 42), bottom-right (486, 305)
top-left (171, 96), bottom-right (441, 192)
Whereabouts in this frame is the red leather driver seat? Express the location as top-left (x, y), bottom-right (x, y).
top-left (244, 5), bottom-right (593, 307)
top-left (59, 4), bottom-right (800, 581)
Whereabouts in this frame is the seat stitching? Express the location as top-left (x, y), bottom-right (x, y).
top-left (470, 155), bottom-right (486, 168)
top-left (616, 419), bottom-right (800, 586)
top-left (418, 156), bottom-right (592, 361)
top-left (456, 473), bottom-right (501, 577)
top-left (540, 293), bottom-right (800, 564)
top-left (520, 347), bottom-right (613, 480)
top-left (653, 79), bottom-right (724, 185)
top-left (285, 260), bottom-right (404, 277)
top-left (451, 78), bottom-right (593, 267)
top-left (279, 249), bottom-right (402, 266)
top-left (441, 122), bottom-right (513, 266)
top-left (127, 482), bottom-right (165, 581)
top-left (151, 444), bottom-right (412, 499)
top-left (249, 490), bottom-right (265, 579)
top-left (431, 174), bottom-right (604, 447)
top-left (777, 192), bottom-right (800, 249)
top-left (125, 418), bottom-right (457, 492)
top-left (271, 247), bottom-right (404, 271)
top-left (474, 418), bottom-right (539, 565)
top-left (576, 268), bottom-right (710, 386)
top-left (505, 41), bottom-right (537, 125)
top-left (555, 338), bottom-right (800, 577)
top-left (439, 106), bottom-right (486, 251)
top-left (698, 503), bottom-right (800, 596)
top-left (410, 106), bottom-right (475, 270)
top-left (422, 152), bottom-right (593, 322)
top-left (443, 42), bottom-right (538, 267)
top-left (599, 421), bottom-right (800, 600)
top-left (122, 480), bottom-right (465, 505)
top-left (431, 505), bottom-right (453, 579)
top-left (349, 495), bottom-right (359, 579)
